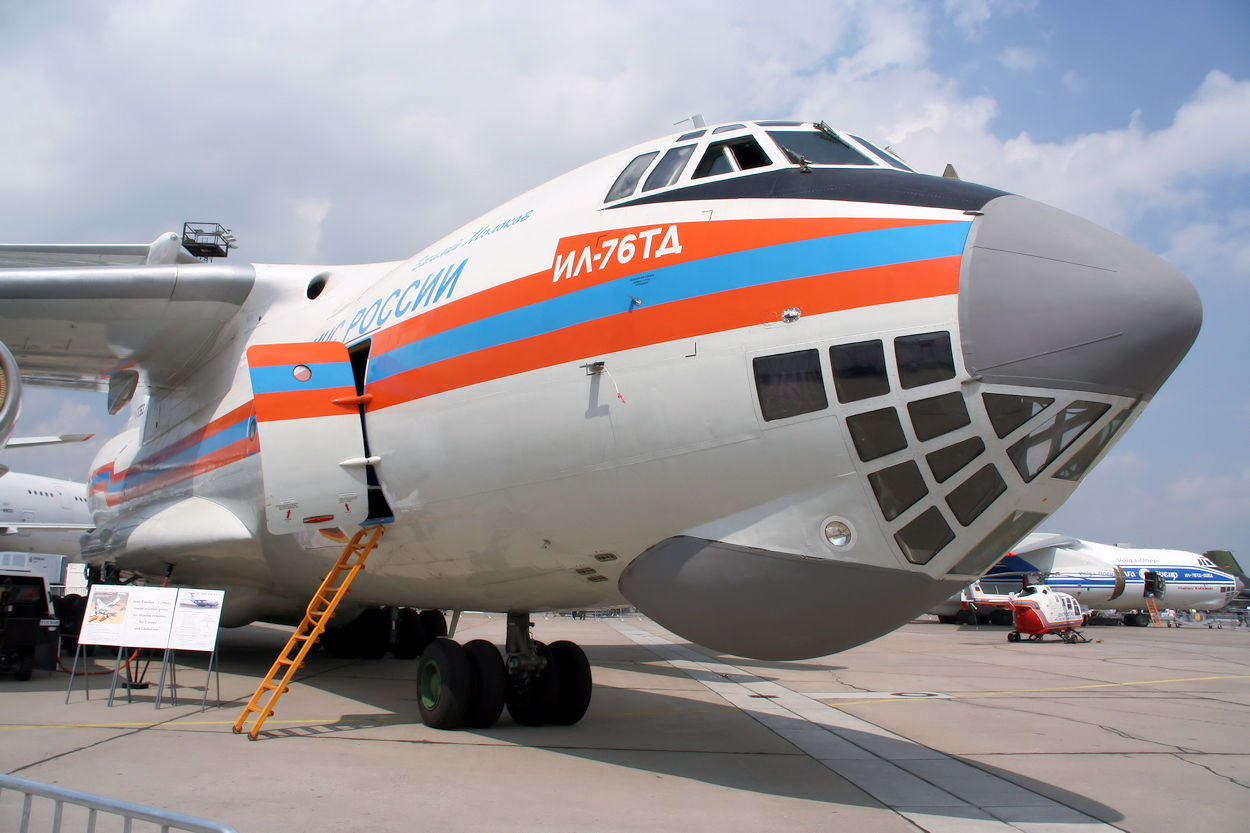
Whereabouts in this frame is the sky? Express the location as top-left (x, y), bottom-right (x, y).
top-left (1, 0), bottom-right (1247, 558)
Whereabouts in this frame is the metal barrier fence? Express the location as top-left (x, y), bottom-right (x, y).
top-left (0, 774), bottom-right (239, 833)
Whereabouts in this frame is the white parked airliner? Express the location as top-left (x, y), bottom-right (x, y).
top-left (0, 469), bottom-right (92, 557)
top-left (0, 120), bottom-right (1201, 729)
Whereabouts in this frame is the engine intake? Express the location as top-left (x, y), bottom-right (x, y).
top-left (0, 341), bottom-right (21, 448)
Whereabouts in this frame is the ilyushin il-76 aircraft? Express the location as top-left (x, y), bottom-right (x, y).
top-left (0, 120), bottom-right (1201, 729)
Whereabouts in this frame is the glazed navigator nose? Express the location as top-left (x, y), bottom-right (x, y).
top-left (958, 195), bottom-right (1202, 399)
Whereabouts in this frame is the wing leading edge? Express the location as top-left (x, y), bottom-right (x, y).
top-left (0, 232), bottom-right (199, 268)
top-left (0, 262), bottom-right (256, 389)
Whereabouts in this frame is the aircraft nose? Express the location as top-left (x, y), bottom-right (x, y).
top-left (958, 195), bottom-right (1202, 399)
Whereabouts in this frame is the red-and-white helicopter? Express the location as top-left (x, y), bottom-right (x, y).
top-left (956, 581), bottom-right (1089, 642)
top-left (1006, 584), bottom-right (1089, 643)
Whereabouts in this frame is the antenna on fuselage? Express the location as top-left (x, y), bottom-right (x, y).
top-left (674, 114), bottom-right (706, 129)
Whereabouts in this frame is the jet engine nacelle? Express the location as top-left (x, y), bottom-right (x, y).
top-left (0, 341), bottom-right (21, 448)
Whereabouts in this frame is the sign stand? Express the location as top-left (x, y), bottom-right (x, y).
top-left (202, 649), bottom-right (221, 711)
top-left (106, 647), bottom-right (130, 707)
top-left (154, 650), bottom-right (178, 709)
top-left (64, 643), bottom-right (89, 704)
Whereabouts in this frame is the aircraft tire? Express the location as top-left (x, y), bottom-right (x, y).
top-left (417, 637), bottom-right (471, 730)
top-left (990, 609), bottom-right (1014, 627)
top-left (392, 608), bottom-right (428, 659)
top-left (548, 640), bottom-right (592, 726)
top-left (937, 615), bottom-right (957, 625)
top-left (462, 639), bottom-right (506, 729)
top-left (506, 641), bottom-right (560, 727)
top-left (356, 607), bottom-right (392, 660)
top-left (322, 626), bottom-right (359, 659)
top-left (419, 609), bottom-right (448, 639)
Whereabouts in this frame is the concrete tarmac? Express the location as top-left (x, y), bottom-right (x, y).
top-left (2, 614), bottom-right (1248, 832)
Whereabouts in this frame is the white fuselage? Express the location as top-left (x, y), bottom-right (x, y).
top-left (34, 120), bottom-right (1199, 659)
top-left (984, 537), bottom-right (1241, 612)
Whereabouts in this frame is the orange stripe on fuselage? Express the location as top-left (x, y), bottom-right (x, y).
top-left (247, 341), bottom-right (350, 367)
top-left (252, 387), bottom-right (360, 423)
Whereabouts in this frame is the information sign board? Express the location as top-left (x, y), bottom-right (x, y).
top-left (78, 585), bottom-right (224, 651)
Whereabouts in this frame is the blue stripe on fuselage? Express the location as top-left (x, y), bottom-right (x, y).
top-left (366, 222), bottom-right (969, 385)
top-left (249, 362), bottom-right (355, 394)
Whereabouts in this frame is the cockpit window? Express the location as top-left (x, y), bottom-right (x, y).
top-left (642, 145), bottom-right (696, 192)
top-left (693, 137), bottom-right (772, 179)
top-left (849, 135), bottom-right (915, 172)
top-left (1052, 404), bottom-right (1135, 482)
top-left (767, 129), bottom-right (873, 166)
top-left (712, 123), bottom-right (747, 134)
top-left (605, 151), bottom-right (659, 202)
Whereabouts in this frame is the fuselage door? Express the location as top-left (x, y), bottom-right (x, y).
top-left (1143, 570), bottom-right (1166, 600)
top-left (246, 342), bottom-right (370, 535)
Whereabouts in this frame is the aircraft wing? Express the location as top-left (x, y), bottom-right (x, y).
top-left (0, 262), bottom-right (255, 390)
top-left (0, 233), bottom-right (200, 268)
top-left (0, 522), bottom-right (94, 533)
top-left (4, 433), bottom-right (94, 449)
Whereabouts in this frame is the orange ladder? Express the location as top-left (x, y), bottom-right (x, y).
top-left (1144, 597), bottom-right (1163, 625)
top-left (233, 525), bottom-right (385, 739)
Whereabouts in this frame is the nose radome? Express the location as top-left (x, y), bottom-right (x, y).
top-left (958, 195), bottom-right (1202, 399)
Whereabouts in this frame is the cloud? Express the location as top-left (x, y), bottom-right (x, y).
top-left (0, 1), bottom-right (882, 261)
top-left (1045, 447), bottom-right (1248, 552)
top-left (1061, 70), bottom-right (1087, 94)
top-left (9, 1), bottom-right (1239, 265)
top-left (945, 0), bottom-right (994, 33)
top-left (998, 46), bottom-right (1041, 71)
top-left (943, 0), bottom-right (1037, 38)
top-left (1164, 209), bottom-right (1250, 287)
top-left (1162, 467), bottom-right (1250, 539)
top-left (289, 197), bottom-right (333, 264)
top-left (957, 71), bottom-right (1250, 234)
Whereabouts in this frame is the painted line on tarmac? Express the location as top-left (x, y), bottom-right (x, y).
top-left (608, 618), bottom-right (1119, 833)
top-left (811, 674), bottom-right (1250, 706)
top-left (0, 715), bottom-right (406, 731)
